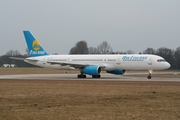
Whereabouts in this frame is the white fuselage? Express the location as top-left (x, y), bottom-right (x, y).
top-left (25, 54), bottom-right (171, 71)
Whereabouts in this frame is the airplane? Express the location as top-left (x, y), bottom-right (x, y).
top-left (11, 31), bottom-right (171, 79)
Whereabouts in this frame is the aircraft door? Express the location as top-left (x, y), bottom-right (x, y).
top-left (47, 57), bottom-right (53, 62)
top-left (148, 58), bottom-right (152, 65)
top-left (42, 58), bottom-right (47, 64)
top-left (116, 57), bottom-right (121, 65)
top-left (67, 58), bottom-right (72, 62)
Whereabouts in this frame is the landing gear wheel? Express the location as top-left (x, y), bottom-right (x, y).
top-left (147, 75), bottom-right (151, 79)
top-left (77, 71), bottom-right (86, 78)
top-left (77, 74), bottom-right (86, 78)
top-left (92, 75), bottom-right (101, 78)
top-left (83, 75), bottom-right (86, 78)
top-left (147, 70), bottom-right (153, 79)
top-left (77, 75), bottom-right (81, 78)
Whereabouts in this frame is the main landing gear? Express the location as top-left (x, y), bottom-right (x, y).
top-left (92, 75), bottom-right (101, 78)
top-left (147, 70), bottom-right (153, 79)
top-left (77, 71), bottom-right (86, 78)
top-left (77, 72), bottom-right (101, 78)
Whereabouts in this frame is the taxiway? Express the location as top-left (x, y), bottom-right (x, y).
top-left (0, 73), bottom-right (179, 82)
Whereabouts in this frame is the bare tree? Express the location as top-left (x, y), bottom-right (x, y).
top-left (156, 47), bottom-right (174, 56)
top-left (6, 50), bottom-right (20, 56)
top-left (97, 41), bottom-right (113, 54)
top-left (174, 47), bottom-right (180, 69)
top-left (143, 48), bottom-right (156, 54)
top-left (88, 47), bottom-right (99, 54)
top-left (69, 41), bottom-right (89, 54)
top-left (111, 51), bottom-right (124, 54)
top-left (25, 48), bottom-right (30, 56)
top-left (69, 47), bottom-right (77, 54)
top-left (125, 50), bottom-right (135, 54)
top-left (156, 47), bottom-right (174, 69)
top-left (6, 50), bottom-right (14, 56)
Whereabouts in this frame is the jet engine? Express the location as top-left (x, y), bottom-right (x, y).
top-left (83, 66), bottom-right (101, 75)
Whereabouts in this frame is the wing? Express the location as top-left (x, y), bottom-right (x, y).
top-left (47, 61), bottom-right (105, 69)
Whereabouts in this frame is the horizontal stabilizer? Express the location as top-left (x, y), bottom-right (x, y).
top-left (10, 57), bottom-right (39, 63)
top-left (9, 57), bottom-right (26, 61)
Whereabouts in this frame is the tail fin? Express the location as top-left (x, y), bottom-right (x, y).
top-left (23, 31), bottom-right (49, 57)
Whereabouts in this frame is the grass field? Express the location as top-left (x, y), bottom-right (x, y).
top-left (0, 68), bottom-right (180, 120)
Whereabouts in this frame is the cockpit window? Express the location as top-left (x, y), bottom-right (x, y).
top-left (157, 59), bottom-right (166, 62)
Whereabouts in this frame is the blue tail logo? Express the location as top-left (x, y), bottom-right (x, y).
top-left (23, 31), bottom-right (49, 57)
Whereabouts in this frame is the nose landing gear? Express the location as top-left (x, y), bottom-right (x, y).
top-left (147, 70), bottom-right (153, 79)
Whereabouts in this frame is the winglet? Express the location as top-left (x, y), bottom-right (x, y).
top-left (23, 31), bottom-right (49, 57)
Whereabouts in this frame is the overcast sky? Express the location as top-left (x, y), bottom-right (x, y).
top-left (1, 0), bottom-right (180, 55)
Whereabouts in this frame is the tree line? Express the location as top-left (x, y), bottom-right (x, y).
top-left (0, 50), bottom-right (37, 67)
top-left (0, 41), bottom-right (180, 69)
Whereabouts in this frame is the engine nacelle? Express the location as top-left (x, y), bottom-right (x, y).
top-left (106, 70), bottom-right (126, 75)
top-left (83, 66), bottom-right (101, 75)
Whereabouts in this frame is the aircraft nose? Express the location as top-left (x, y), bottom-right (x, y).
top-left (166, 62), bottom-right (171, 69)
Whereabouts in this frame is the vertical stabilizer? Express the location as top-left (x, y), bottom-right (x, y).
top-left (23, 31), bottom-right (49, 57)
